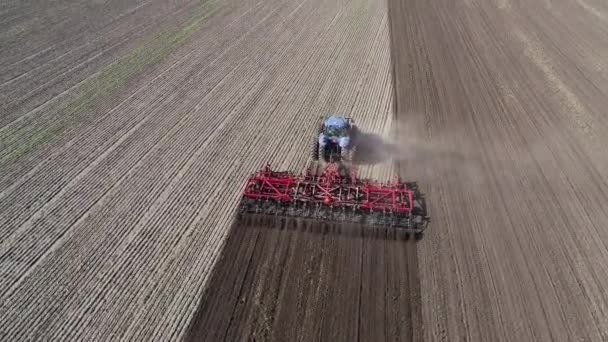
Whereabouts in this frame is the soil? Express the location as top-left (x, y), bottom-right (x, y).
top-left (2, 0), bottom-right (608, 340)
top-left (389, 0), bottom-right (608, 341)
top-left (0, 0), bottom-right (399, 340)
top-left (186, 215), bottom-right (422, 342)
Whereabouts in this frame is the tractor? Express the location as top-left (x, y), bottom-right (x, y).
top-left (236, 114), bottom-right (428, 238)
top-left (312, 115), bottom-right (356, 164)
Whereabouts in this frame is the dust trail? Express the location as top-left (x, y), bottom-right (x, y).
top-left (351, 114), bottom-right (486, 186)
top-left (358, 113), bottom-right (574, 189)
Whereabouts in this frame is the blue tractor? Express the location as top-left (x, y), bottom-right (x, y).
top-left (312, 115), bottom-right (356, 163)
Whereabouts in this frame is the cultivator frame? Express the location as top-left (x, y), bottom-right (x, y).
top-left (238, 163), bottom-right (426, 235)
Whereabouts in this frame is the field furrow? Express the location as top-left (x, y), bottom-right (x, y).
top-left (389, 0), bottom-right (608, 341)
top-left (0, 0), bottom-right (274, 227)
top-left (3, 0), bottom-right (608, 340)
top-left (2, 0), bottom-right (406, 339)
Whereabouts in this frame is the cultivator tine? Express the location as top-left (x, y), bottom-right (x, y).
top-left (238, 163), bottom-right (426, 236)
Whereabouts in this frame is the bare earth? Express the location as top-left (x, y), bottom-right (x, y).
top-left (1, 0), bottom-right (400, 340)
top-left (1, 0), bottom-right (608, 340)
top-left (186, 216), bottom-right (421, 341)
top-left (389, 0), bottom-right (608, 341)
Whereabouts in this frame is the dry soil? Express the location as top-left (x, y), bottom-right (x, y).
top-left (2, 0), bottom-right (608, 340)
top-left (390, 0), bottom-right (608, 341)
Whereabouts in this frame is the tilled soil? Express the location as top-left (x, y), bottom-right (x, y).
top-left (190, 0), bottom-right (608, 340)
top-left (389, 0), bottom-right (608, 341)
top-left (2, 0), bottom-right (608, 339)
top-left (186, 215), bottom-right (422, 342)
top-left (0, 0), bottom-right (398, 340)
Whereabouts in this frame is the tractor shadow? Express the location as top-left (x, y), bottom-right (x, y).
top-left (350, 128), bottom-right (401, 165)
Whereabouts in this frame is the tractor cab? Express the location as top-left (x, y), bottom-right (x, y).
top-left (314, 115), bottom-right (355, 163)
top-left (321, 115), bottom-right (351, 138)
top-left (322, 116), bottom-right (350, 138)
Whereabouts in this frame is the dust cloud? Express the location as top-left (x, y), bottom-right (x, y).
top-left (354, 113), bottom-right (564, 189)
top-left (352, 116), bottom-right (486, 186)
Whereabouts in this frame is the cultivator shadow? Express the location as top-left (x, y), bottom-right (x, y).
top-left (237, 163), bottom-right (427, 237)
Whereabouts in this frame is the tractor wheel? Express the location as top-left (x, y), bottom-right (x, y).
top-left (330, 148), bottom-right (340, 163)
top-left (313, 124), bottom-right (323, 161)
top-left (312, 139), bottom-right (319, 161)
top-left (325, 145), bottom-right (336, 163)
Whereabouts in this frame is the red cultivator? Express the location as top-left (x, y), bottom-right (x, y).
top-left (238, 163), bottom-right (426, 236)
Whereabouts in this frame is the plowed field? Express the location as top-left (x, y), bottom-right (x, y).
top-left (390, 0), bottom-right (608, 341)
top-left (1, 0), bottom-right (399, 339)
top-left (186, 216), bottom-right (421, 341)
top-left (2, 0), bottom-right (608, 340)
